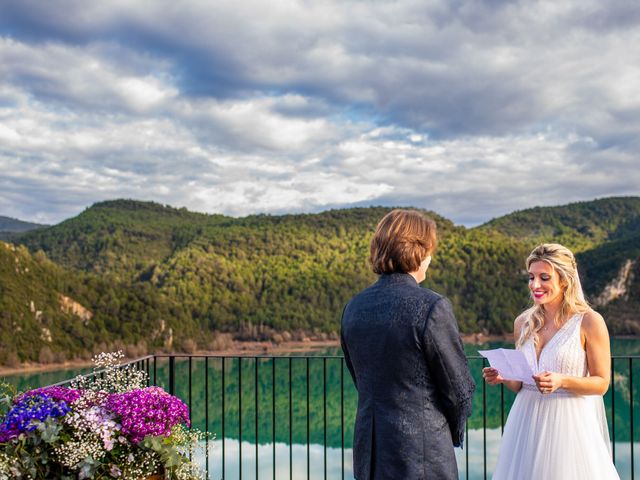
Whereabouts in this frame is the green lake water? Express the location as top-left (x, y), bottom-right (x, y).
top-left (2, 338), bottom-right (639, 480)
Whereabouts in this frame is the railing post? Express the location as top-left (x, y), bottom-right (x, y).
top-left (630, 357), bottom-right (634, 480)
top-left (612, 358), bottom-right (616, 464)
top-left (340, 357), bottom-right (344, 480)
top-left (482, 357), bottom-right (487, 480)
top-left (272, 358), bottom-right (276, 480)
top-left (289, 357), bottom-right (293, 480)
top-left (307, 357), bottom-right (310, 480)
top-left (255, 357), bottom-right (259, 480)
top-left (239, 357), bottom-right (243, 480)
top-left (324, 357), bottom-right (327, 480)
top-left (220, 357), bottom-right (224, 479)
top-left (169, 356), bottom-right (175, 395)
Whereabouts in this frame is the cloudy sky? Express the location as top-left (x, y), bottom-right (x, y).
top-left (1, 0), bottom-right (639, 226)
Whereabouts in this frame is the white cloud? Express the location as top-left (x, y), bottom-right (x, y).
top-left (0, 0), bottom-right (639, 225)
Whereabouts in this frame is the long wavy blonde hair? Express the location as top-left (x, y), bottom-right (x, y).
top-left (516, 243), bottom-right (591, 348)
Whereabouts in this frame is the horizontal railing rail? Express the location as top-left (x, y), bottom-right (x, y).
top-left (47, 354), bottom-right (155, 388)
top-left (46, 354), bottom-right (638, 480)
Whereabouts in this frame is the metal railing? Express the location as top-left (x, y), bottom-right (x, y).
top-left (49, 354), bottom-right (638, 480)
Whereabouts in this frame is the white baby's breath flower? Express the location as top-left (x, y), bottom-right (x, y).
top-left (71, 350), bottom-right (147, 393)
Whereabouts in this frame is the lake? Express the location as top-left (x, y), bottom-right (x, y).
top-left (2, 338), bottom-right (639, 479)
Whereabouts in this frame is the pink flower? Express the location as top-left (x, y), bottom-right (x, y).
top-left (105, 387), bottom-right (190, 443)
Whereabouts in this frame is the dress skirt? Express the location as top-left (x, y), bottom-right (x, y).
top-left (492, 384), bottom-right (619, 480)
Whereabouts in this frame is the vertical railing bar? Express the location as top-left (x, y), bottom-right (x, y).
top-left (205, 356), bottom-right (209, 477)
top-left (188, 356), bottom-right (193, 424)
top-left (465, 361), bottom-right (470, 480)
top-left (272, 358), bottom-right (276, 480)
top-left (153, 356), bottom-right (157, 386)
top-left (500, 383), bottom-right (504, 435)
top-left (255, 357), bottom-right (260, 480)
top-left (289, 357), bottom-right (293, 480)
top-left (324, 357), bottom-right (327, 480)
top-left (239, 357), bottom-right (243, 480)
top-left (630, 357), bottom-right (634, 480)
top-left (222, 357), bottom-right (225, 479)
top-left (169, 356), bottom-right (175, 395)
top-left (465, 419), bottom-right (469, 480)
top-left (341, 358), bottom-right (345, 480)
top-left (188, 356), bottom-right (193, 462)
top-left (307, 357), bottom-right (310, 480)
top-left (612, 358), bottom-right (616, 464)
top-left (483, 357), bottom-right (487, 480)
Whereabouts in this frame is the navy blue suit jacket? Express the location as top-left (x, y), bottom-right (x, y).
top-left (341, 273), bottom-right (475, 480)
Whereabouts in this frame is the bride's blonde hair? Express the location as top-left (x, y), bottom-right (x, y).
top-left (516, 243), bottom-right (590, 348)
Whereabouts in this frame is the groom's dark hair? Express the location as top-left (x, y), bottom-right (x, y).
top-left (370, 209), bottom-right (437, 275)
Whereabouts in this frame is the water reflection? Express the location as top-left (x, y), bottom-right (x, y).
top-left (2, 340), bottom-right (638, 479)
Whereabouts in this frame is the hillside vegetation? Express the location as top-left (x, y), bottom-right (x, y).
top-left (2, 197), bottom-right (639, 364)
top-left (481, 197), bottom-right (640, 252)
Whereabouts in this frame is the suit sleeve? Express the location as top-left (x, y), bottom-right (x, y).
top-left (422, 296), bottom-right (476, 447)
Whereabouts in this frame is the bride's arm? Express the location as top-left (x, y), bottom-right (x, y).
top-left (482, 314), bottom-right (525, 393)
top-left (535, 310), bottom-right (611, 396)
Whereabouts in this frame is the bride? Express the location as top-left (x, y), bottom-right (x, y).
top-left (483, 243), bottom-right (620, 479)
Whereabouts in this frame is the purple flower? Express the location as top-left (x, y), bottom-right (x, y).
top-left (0, 394), bottom-right (70, 441)
top-left (16, 386), bottom-right (82, 405)
top-left (105, 387), bottom-right (190, 443)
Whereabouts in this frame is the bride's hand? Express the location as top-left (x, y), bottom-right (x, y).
top-left (532, 371), bottom-right (564, 394)
top-left (482, 367), bottom-right (504, 385)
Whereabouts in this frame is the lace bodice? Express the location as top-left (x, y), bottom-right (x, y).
top-left (520, 313), bottom-right (587, 380)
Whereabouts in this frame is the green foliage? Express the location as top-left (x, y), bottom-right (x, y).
top-left (480, 196), bottom-right (640, 252)
top-left (2, 197), bottom-right (640, 364)
top-left (0, 242), bottom-right (186, 364)
top-left (0, 383), bottom-right (16, 418)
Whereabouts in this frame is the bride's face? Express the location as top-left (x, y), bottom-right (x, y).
top-left (528, 261), bottom-right (564, 307)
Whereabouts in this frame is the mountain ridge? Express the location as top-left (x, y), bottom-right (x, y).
top-left (2, 196), bottom-right (639, 364)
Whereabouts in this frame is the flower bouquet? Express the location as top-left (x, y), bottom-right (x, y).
top-left (0, 352), bottom-right (207, 479)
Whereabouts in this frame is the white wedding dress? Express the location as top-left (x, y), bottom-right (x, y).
top-left (492, 313), bottom-right (620, 479)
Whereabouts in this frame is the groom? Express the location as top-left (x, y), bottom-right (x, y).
top-left (341, 209), bottom-right (475, 479)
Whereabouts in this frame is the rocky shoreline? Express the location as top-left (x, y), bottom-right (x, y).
top-left (6, 332), bottom-right (637, 377)
top-left (0, 339), bottom-right (341, 376)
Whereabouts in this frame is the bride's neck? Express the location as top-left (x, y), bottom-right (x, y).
top-left (542, 299), bottom-right (563, 323)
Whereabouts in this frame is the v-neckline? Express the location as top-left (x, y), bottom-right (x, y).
top-left (534, 313), bottom-right (578, 365)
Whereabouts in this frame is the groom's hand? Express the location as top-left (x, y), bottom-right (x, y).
top-left (482, 367), bottom-right (503, 385)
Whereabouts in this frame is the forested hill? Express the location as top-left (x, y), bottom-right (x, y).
top-left (476, 196), bottom-right (640, 332)
top-left (18, 199), bottom-right (227, 277)
top-left (479, 197), bottom-right (640, 252)
top-left (2, 197), bottom-right (639, 364)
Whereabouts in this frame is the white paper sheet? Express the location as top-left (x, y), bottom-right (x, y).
top-left (478, 348), bottom-right (534, 383)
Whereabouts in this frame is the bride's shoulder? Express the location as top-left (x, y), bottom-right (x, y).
top-left (580, 309), bottom-right (607, 332)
